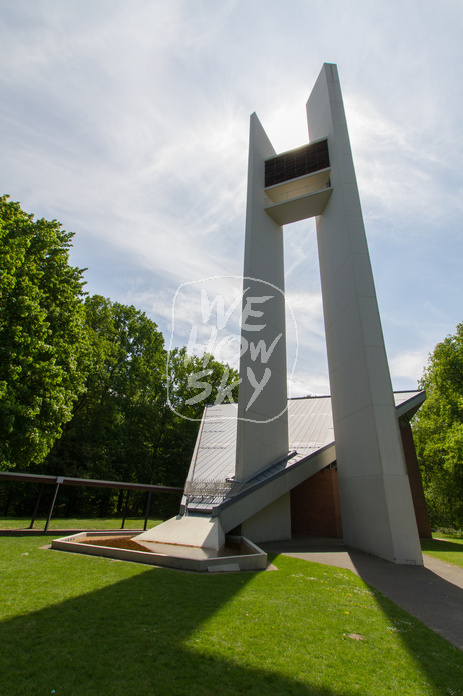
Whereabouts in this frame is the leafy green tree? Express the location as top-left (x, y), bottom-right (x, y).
top-left (167, 347), bottom-right (240, 421)
top-left (42, 296), bottom-right (239, 517)
top-left (0, 196), bottom-right (89, 470)
top-left (44, 296), bottom-right (167, 483)
top-left (413, 322), bottom-right (463, 528)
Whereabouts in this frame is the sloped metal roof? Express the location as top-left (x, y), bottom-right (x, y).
top-left (182, 390), bottom-right (425, 514)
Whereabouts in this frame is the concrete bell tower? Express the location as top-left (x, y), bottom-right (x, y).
top-left (235, 63), bottom-right (422, 564)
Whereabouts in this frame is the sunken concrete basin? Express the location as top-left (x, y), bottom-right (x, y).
top-left (51, 531), bottom-right (267, 572)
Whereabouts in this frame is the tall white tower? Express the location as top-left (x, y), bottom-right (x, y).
top-left (235, 63), bottom-right (422, 564)
top-left (140, 64), bottom-right (423, 566)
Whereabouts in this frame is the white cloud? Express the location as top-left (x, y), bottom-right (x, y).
top-left (389, 350), bottom-right (429, 389)
top-left (1, 0), bottom-right (463, 399)
top-left (347, 95), bottom-right (462, 235)
top-left (289, 371), bottom-right (330, 399)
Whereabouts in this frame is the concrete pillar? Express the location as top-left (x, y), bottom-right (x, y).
top-left (307, 64), bottom-right (422, 564)
top-left (235, 113), bottom-right (289, 482)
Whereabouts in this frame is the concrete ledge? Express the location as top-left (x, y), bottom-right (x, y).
top-left (51, 532), bottom-right (267, 573)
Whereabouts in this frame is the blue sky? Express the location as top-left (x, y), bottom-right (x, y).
top-left (1, 0), bottom-right (462, 396)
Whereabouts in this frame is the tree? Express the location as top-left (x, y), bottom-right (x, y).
top-left (0, 196), bottom-right (89, 470)
top-left (43, 296), bottom-right (166, 480)
top-left (41, 296), bottom-right (239, 518)
top-left (167, 347), bottom-right (240, 421)
top-left (412, 322), bottom-right (463, 528)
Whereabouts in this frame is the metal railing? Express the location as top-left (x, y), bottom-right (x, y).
top-left (0, 471), bottom-right (183, 533)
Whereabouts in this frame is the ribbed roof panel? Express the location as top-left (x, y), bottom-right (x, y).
top-left (184, 391), bottom-right (424, 512)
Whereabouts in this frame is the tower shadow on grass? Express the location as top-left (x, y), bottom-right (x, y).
top-left (0, 558), bottom-right (345, 696)
top-left (263, 536), bottom-right (463, 693)
top-left (348, 548), bottom-right (463, 651)
top-left (347, 553), bottom-right (463, 693)
top-left (1, 541), bottom-right (463, 695)
top-left (421, 537), bottom-right (463, 560)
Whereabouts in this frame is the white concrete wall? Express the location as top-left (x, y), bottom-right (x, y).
top-left (307, 64), bottom-right (422, 564)
top-left (241, 493), bottom-right (291, 543)
top-left (219, 444), bottom-right (334, 535)
top-left (235, 113), bottom-right (289, 482)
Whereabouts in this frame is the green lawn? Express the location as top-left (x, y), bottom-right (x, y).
top-left (3, 515), bottom-right (463, 570)
top-left (421, 534), bottom-right (463, 569)
top-left (0, 516), bottom-right (162, 531)
top-left (0, 536), bottom-right (462, 695)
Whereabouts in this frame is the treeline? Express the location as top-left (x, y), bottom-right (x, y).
top-left (0, 196), bottom-right (237, 520)
top-left (3, 196), bottom-right (463, 529)
top-left (412, 322), bottom-right (463, 530)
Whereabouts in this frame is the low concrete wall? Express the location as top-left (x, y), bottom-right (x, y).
top-left (51, 532), bottom-right (267, 573)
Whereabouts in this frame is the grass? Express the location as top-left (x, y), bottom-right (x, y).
top-left (434, 531), bottom-right (463, 539)
top-left (3, 515), bottom-right (463, 570)
top-left (1, 536), bottom-right (462, 695)
top-left (420, 534), bottom-right (463, 569)
top-left (0, 516), bottom-right (163, 531)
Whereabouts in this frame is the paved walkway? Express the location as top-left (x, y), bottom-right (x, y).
top-left (261, 536), bottom-right (463, 650)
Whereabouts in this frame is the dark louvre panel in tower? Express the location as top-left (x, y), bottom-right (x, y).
top-left (265, 139), bottom-right (330, 188)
